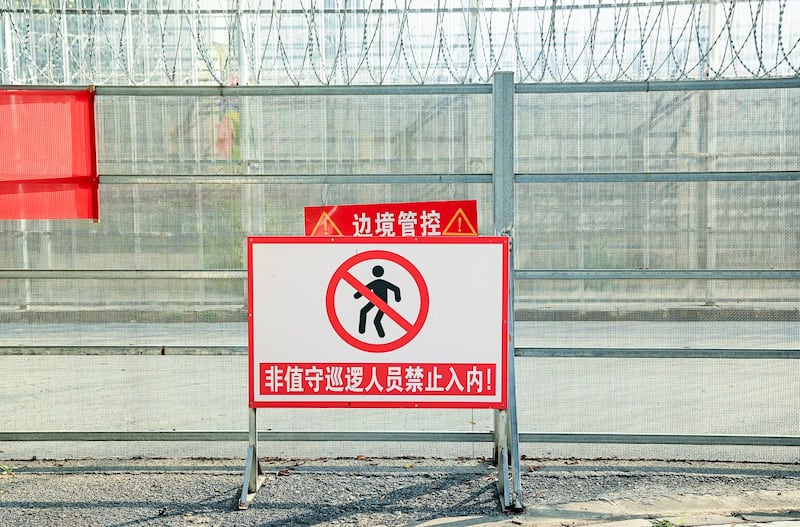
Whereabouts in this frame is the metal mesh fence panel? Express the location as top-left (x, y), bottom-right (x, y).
top-left (96, 94), bottom-right (493, 176)
top-left (1, 85), bottom-right (798, 462)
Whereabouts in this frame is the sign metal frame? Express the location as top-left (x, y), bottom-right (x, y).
top-left (242, 72), bottom-right (522, 513)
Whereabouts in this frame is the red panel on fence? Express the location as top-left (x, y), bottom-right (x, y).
top-left (0, 89), bottom-right (98, 220)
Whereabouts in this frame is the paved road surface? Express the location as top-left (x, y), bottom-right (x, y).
top-left (1, 321), bottom-right (797, 460)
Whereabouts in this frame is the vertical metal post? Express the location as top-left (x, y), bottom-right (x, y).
top-left (699, 4), bottom-right (718, 305)
top-left (239, 407), bottom-right (264, 509)
top-left (248, 406), bottom-right (258, 487)
top-left (492, 71), bottom-right (524, 512)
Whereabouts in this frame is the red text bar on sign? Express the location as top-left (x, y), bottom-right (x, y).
top-left (260, 363), bottom-right (496, 397)
top-left (304, 200), bottom-right (478, 237)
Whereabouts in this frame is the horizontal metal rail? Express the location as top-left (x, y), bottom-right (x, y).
top-left (2, 346), bottom-right (795, 359)
top-left (516, 170), bottom-right (800, 183)
top-left (94, 85), bottom-right (494, 97)
top-left (0, 346), bottom-right (247, 356)
top-left (516, 270), bottom-right (800, 280)
top-left (515, 78), bottom-right (800, 93)
top-left (516, 348), bottom-right (800, 360)
top-left (0, 270), bottom-right (246, 279)
top-left (98, 171), bottom-right (800, 185)
top-left (2, 269), bottom-right (797, 280)
top-left (99, 174), bottom-right (493, 185)
top-left (0, 431), bottom-right (490, 442)
top-left (10, 79), bottom-right (800, 96)
top-left (1, 431), bottom-right (798, 447)
top-left (519, 433), bottom-right (800, 447)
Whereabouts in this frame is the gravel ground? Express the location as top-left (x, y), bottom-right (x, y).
top-left (0, 457), bottom-right (799, 527)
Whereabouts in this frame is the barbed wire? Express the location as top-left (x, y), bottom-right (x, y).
top-left (0, 0), bottom-right (798, 85)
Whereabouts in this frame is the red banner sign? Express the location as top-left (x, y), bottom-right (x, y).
top-left (305, 200), bottom-right (478, 237)
top-left (0, 89), bottom-right (98, 220)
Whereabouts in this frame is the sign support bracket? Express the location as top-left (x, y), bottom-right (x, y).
top-left (238, 407), bottom-right (264, 510)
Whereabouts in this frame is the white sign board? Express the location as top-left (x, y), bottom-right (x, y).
top-left (248, 236), bottom-right (508, 408)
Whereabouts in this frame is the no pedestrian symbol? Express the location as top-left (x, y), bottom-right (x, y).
top-left (326, 250), bottom-right (429, 353)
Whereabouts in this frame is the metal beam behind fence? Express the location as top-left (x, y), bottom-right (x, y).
top-left (2, 269), bottom-right (795, 280)
top-left (99, 174), bottom-right (494, 185)
top-left (2, 431), bottom-right (799, 447)
top-left (515, 348), bottom-right (800, 360)
top-left (8, 78), bottom-right (800, 96)
top-left (2, 346), bottom-right (797, 359)
top-left (516, 171), bottom-right (800, 183)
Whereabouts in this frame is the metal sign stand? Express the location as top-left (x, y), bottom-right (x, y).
top-left (237, 238), bottom-right (522, 511)
top-left (239, 70), bottom-right (524, 513)
top-left (239, 408), bottom-right (264, 509)
top-left (491, 232), bottom-right (524, 512)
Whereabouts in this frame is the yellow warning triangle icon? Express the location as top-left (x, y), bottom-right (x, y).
top-left (442, 208), bottom-right (477, 236)
top-left (310, 211), bottom-right (344, 236)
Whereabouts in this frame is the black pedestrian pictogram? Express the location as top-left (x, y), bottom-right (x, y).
top-left (354, 265), bottom-right (401, 338)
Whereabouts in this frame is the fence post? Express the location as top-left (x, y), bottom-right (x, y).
top-left (492, 70), bottom-right (524, 512)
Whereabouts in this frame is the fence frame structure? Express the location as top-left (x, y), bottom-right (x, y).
top-left (1, 75), bottom-right (799, 486)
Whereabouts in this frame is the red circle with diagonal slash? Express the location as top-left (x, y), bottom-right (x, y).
top-left (326, 250), bottom-right (429, 353)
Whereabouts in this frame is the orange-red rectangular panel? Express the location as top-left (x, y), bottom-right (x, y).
top-left (0, 89), bottom-right (98, 220)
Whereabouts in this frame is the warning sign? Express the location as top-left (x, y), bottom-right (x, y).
top-left (304, 200), bottom-right (478, 237)
top-left (248, 236), bottom-right (508, 409)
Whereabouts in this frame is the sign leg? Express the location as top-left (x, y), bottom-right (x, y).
top-left (238, 408), bottom-right (265, 510)
top-left (494, 408), bottom-right (524, 512)
top-left (497, 445), bottom-right (511, 510)
top-left (494, 409), bottom-right (510, 509)
top-left (506, 345), bottom-right (525, 512)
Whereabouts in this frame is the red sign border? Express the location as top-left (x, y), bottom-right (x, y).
top-left (247, 236), bottom-right (509, 409)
